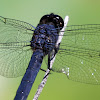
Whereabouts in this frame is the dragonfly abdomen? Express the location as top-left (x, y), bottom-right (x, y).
top-left (14, 49), bottom-right (44, 100)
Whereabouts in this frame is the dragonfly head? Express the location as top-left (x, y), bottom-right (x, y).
top-left (39, 13), bottom-right (64, 30)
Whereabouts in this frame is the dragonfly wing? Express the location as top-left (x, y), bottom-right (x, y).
top-left (52, 24), bottom-right (100, 84)
top-left (0, 16), bottom-right (34, 77)
top-left (0, 16), bottom-right (35, 43)
top-left (0, 43), bottom-right (33, 78)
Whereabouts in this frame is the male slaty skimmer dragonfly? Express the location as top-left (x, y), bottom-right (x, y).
top-left (0, 13), bottom-right (100, 100)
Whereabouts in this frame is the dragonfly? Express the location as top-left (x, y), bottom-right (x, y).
top-left (0, 13), bottom-right (100, 100)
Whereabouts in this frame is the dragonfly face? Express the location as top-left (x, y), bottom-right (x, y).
top-left (39, 13), bottom-right (64, 30)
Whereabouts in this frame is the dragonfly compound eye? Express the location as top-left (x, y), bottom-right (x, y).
top-left (39, 13), bottom-right (64, 30)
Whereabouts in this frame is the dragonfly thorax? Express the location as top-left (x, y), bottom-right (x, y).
top-left (31, 24), bottom-right (59, 55)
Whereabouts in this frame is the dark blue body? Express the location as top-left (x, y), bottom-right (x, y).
top-left (14, 24), bottom-right (58, 100)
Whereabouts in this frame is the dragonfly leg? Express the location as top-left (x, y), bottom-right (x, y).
top-left (40, 68), bottom-right (47, 72)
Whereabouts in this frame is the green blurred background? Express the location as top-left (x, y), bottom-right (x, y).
top-left (0, 0), bottom-right (100, 100)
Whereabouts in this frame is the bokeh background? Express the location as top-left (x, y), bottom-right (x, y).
top-left (0, 0), bottom-right (100, 100)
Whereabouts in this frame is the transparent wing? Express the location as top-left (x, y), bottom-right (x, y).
top-left (52, 24), bottom-right (100, 84)
top-left (0, 16), bottom-right (34, 77)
